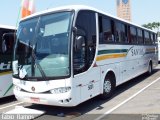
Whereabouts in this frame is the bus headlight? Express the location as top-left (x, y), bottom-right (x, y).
top-left (50, 87), bottom-right (71, 94)
top-left (14, 85), bottom-right (21, 91)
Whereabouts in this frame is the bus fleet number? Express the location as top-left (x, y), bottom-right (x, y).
top-left (88, 82), bottom-right (94, 90)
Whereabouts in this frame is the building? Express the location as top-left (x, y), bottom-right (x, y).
top-left (117, 0), bottom-right (131, 21)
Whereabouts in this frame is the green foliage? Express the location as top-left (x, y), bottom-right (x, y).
top-left (142, 22), bottom-right (160, 32)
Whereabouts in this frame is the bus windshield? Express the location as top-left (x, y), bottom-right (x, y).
top-left (13, 11), bottom-right (73, 80)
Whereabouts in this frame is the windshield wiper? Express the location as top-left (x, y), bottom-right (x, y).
top-left (30, 17), bottom-right (47, 81)
top-left (31, 50), bottom-right (47, 80)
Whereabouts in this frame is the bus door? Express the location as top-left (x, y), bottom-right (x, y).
top-left (73, 11), bottom-right (100, 102)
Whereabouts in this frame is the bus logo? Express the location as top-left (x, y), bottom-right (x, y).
top-left (31, 87), bottom-right (35, 92)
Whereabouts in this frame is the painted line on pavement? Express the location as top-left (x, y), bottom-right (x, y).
top-left (0, 102), bottom-right (24, 110)
top-left (95, 76), bottom-right (160, 120)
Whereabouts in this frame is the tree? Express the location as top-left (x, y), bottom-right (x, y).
top-left (142, 22), bottom-right (160, 37)
top-left (142, 23), bottom-right (153, 30)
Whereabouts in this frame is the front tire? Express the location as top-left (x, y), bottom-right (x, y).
top-left (100, 75), bottom-right (115, 99)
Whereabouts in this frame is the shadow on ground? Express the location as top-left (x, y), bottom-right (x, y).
top-left (0, 96), bottom-right (16, 105)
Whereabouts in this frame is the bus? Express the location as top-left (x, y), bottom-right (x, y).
top-left (158, 37), bottom-right (160, 61)
top-left (0, 24), bottom-right (15, 98)
top-left (12, 5), bottom-right (158, 107)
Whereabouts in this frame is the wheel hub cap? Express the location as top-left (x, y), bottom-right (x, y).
top-left (104, 80), bottom-right (111, 93)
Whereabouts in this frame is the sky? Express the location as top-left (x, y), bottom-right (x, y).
top-left (0, 0), bottom-right (160, 28)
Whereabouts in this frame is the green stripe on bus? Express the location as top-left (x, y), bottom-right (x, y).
top-left (146, 52), bottom-right (155, 54)
top-left (98, 49), bottom-right (128, 55)
top-left (3, 83), bottom-right (13, 97)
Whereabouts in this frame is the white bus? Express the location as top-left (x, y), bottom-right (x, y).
top-left (0, 24), bottom-right (15, 98)
top-left (158, 37), bottom-right (160, 61)
top-left (12, 5), bottom-right (158, 106)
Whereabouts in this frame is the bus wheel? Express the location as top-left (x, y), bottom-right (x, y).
top-left (100, 75), bottom-right (115, 99)
top-left (148, 62), bottom-right (153, 75)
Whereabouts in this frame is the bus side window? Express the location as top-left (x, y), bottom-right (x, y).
top-left (128, 26), bottom-right (131, 43)
top-left (121, 24), bottom-right (128, 43)
top-left (99, 15), bottom-right (114, 44)
top-left (111, 20), bottom-right (116, 42)
top-left (102, 17), bottom-right (113, 43)
top-left (153, 33), bottom-right (157, 44)
top-left (99, 16), bottom-right (103, 44)
top-left (144, 31), bottom-right (150, 45)
top-left (115, 21), bottom-right (122, 43)
top-left (150, 33), bottom-right (154, 44)
top-left (130, 26), bottom-right (137, 44)
top-left (137, 29), bottom-right (143, 44)
top-left (116, 21), bottom-right (129, 43)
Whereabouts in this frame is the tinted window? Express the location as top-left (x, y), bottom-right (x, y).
top-left (0, 28), bottom-right (15, 73)
top-left (115, 21), bottom-right (128, 43)
top-left (115, 22), bottom-right (122, 43)
top-left (121, 24), bottom-right (128, 43)
top-left (130, 26), bottom-right (137, 44)
top-left (150, 33), bottom-right (154, 44)
top-left (153, 33), bottom-right (157, 44)
top-left (99, 15), bottom-right (113, 44)
top-left (144, 31), bottom-right (151, 45)
top-left (137, 29), bottom-right (143, 44)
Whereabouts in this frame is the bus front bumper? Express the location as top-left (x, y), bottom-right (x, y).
top-left (14, 89), bottom-right (78, 107)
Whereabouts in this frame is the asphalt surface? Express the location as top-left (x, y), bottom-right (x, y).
top-left (0, 65), bottom-right (160, 120)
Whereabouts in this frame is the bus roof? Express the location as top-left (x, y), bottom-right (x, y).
top-left (0, 24), bottom-right (16, 30)
top-left (21, 5), bottom-right (156, 33)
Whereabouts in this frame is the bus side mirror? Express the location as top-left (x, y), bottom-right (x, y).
top-left (73, 27), bottom-right (86, 51)
top-left (75, 36), bottom-right (85, 51)
top-left (2, 39), bottom-right (7, 53)
top-left (1, 32), bottom-right (16, 53)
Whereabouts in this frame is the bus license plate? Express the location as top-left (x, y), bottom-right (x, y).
top-left (30, 97), bottom-right (40, 103)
